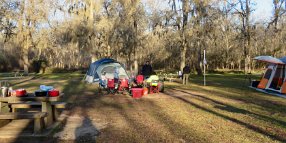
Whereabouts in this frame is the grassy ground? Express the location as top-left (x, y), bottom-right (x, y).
top-left (0, 73), bottom-right (286, 142)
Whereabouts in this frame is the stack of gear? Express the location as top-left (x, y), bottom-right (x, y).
top-left (146, 75), bottom-right (160, 94)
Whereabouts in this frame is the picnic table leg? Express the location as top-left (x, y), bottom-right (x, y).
top-left (42, 101), bottom-right (53, 127)
top-left (0, 102), bottom-right (2, 112)
top-left (52, 106), bottom-right (59, 121)
top-left (34, 117), bottom-right (44, 134)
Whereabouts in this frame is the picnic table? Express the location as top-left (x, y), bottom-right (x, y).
top-left (13, 70), bottom-right (26, 77)
top-left (0, 93), bottom-right (65, 133)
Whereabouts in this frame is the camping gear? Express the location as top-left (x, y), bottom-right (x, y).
top-left (40, 85), bottom-right (54, 91)
top-left (119, 78), bottom-right (129, 91)
top-left (136, 75), bottom-right (144, 85)
top-left (150, 80), bottom-right (159, 86)
top-left (145, 75), bottom-right (160, 94)
top-left (35, 90), bottom-right (48, 97)
top-left (131, 88), bottom-right (143, 98)
top-left (146, 75), bottom-right (160, 83)
top-left (250, 56), bottom-right (286, 97)
top-left (1, 87), bottom-right (8, 97)
top-left (8, 87), bottom-right (13, 96)
top-left (158, 82), bottom-right (164, 92)
top-left (143, 87), bottom-right (149, 95)
top-left (149, 85), bottom-right (159, 94)
top-left (85, 58), bottom-right (129, 84)
top-left (48, 89), bottom-right (60, 97)
top-left (15, 89), bottom-right (27, 97)
top-left (107, 79), bottom-right (115, 88)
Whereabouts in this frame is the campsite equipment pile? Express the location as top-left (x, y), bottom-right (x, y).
top-left (85, 58), bottom-right (164, 98)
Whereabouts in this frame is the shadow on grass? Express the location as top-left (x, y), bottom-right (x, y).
top-left (164, 90), bottom-right (286, 142)
top-left (0, 73), bottom-right (93, 143)
top-left (52, 75), bottom-right (101, 143)
top-left (92, 97), bottom-right (207, 142)
top-left (172, 89), bottom-right (286, 129)
top-left (166, 74), bottom-right (286, 115)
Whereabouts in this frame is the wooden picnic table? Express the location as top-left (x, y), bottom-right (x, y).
top-left (0, 93), bottom-right (64, 127)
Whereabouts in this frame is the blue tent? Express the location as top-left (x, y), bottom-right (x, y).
top-left (85, 58), bottom-right (129, 83)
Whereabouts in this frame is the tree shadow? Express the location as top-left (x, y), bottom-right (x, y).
top-left (0, 73), bottom-right (92, 143)
top-left (74, 116), bottom-right (99, 143)
top-left (164, 90), bottom-right (286, 142)
top-left (169, 80), bottom-right (286, 116)
top-left (172, 89), bottom-right (286, 128)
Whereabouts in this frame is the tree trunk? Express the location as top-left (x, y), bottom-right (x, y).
top-left (107, 45), bottom-right (111, 57)
top-left (180, 39), bottom-right (187, 71)
top-left (196, 47), bottom-right (203, 76)
top-left (23, 38), bottom-right (29, 74)
top-left (180, 0), bottom-right (189, 71)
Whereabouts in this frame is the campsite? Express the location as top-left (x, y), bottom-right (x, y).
top-left (0, 72), bottom-right (285, 143)
top-left (1, 0), bottom-right (286, 143)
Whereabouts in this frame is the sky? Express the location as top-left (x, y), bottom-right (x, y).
top-left (143, 0), bottom-right (274, 23)
top-left (252, 0), bottom-right (273, 22)
top-left (51, 0), bottom-right (275, 24)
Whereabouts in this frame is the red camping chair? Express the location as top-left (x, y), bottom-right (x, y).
top-left (107, 79), bottom-right (115, 89)
top-left (149, 80), bottom-right (159, 94)
top-left (149, 86), bottom-right (159, 94)
top-left (136, 75), bottom-right (144, 85)
top-left (119, 78), bottom-right (129, 91)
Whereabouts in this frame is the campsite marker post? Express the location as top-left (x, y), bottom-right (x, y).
top-left (203, 49), bottom-right (206, 86)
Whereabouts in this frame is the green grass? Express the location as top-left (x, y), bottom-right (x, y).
top-left (0, 72), bottom-right (285, 142)
top-left (164, 73), bottom-right (286, 142)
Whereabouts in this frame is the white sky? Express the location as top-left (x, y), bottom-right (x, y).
top-left (252, 0), bottom-right (273, 22)
top-left (51, 0), bottom-right (274, 23)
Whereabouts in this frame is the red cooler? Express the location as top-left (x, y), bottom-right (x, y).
top-left (48, 89), bottom-right (60, 97)
top-left (131, 88), bottom-right (143, 98)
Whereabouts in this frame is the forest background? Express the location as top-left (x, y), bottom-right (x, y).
top-left (0, 0), bottom-right (285, 75)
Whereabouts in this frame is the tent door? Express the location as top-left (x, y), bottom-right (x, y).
top-left (85, 75), bottom-right (94, 83)
top-left (267, 65), bottom-right (285, 92)
top-left (258, 68), bottom-right (272, 89)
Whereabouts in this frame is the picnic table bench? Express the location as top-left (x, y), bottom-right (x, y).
top-left (10, 102), bottom-right (66, 121)
top-left (0, 93), bottom-right (65, 133)
top-left (0, 80), bottom-right (10, 87)
top-left (0, 112), bottom-right (47, 134)
top-left (13, 70), bottom-right (26, 77)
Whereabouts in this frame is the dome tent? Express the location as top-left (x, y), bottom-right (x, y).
top-left (85, 58), bottom-right (129, 83)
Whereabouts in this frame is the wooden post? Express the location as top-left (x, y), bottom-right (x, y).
top-left (53, 106), bottom-right (59, 121)
top-left (0, 102), bottom-right (2, 112)
top-left (34, 117), bottom-right (43, 134)
top-left (203, 49), bottom-right (206, 86)
top-left (42, 101), bottom-right (53, 127)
